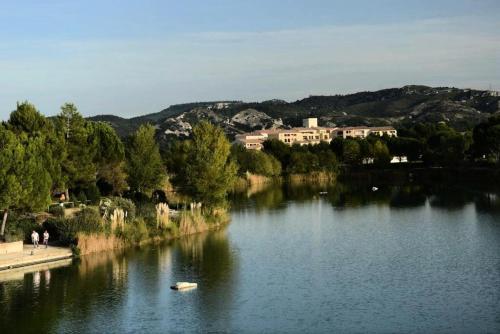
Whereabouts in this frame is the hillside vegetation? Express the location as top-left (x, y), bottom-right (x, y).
top-left (88, 86), bottom-right (500, 142)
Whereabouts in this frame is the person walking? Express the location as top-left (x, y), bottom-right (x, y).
top-left (43, 230), bottom-right (49, 248)
top-left (31, 230), bottom-right (39, 248)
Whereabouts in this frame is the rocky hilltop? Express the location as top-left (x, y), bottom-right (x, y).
top-left (88, 85), bottom-right (500, 142)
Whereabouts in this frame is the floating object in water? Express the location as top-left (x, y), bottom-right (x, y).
top-left (171, 282), bottom-right (198, 290)
top-left (319, 191), bottom-right (328, 195)
top-left (372, 187), bottom-right (378, 191)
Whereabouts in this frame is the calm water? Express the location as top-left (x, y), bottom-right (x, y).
top-left (1, 182), bottom-right (500, 333)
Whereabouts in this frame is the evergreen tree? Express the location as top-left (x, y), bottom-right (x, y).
top-left (88, 122), bottom-right (128, 194)
top-left (126, 124), bottom-right (164, 195)
top-left (0, 126), bottom-right (23, 237)
top-left (56, 103), bottom-right (97, 198)
top-left (8, 101), bottom-right (66, 191)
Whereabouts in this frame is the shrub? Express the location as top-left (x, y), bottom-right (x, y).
top-left (123, 218), bottom-right (149, 243)
top-left (49, 205), bottom-right (65, 217)
top-left (43, 217), bottom-right (77, 245)
top-left (5, 216), bottom-right (38, 242)
top-left (4, 229), bottom-right (24, 242)
top-left (100, 197), bottom-right (136, 222)
top-left (73, 207), bottom-right (103, 234)
top-left (42, 208), bottom-right (102, 245)
top-left (110, 197), bottom-right (136, 220)
top-left (83, 184), bottom-right (101, 204)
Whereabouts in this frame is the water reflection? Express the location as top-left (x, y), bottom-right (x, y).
top-left (171, 229), bottom-right (237, 330)
top-left (0, 228), bottom-right (236, 333)
top-left (231, 178), bottom-right (500, 214)
top-left (1, 179), bottom-right (499, 332)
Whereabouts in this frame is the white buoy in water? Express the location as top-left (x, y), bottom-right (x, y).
top-left (171, 282), bottom-right (198, 290)
top-left (372, 187), bottom-right (379, 191)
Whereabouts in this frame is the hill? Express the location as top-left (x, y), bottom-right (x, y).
top-left (88, 85), bottom-right (500, 141)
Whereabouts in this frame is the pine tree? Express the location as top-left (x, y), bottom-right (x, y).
top-left (56, 103), bottom-right (97, 198)
top-left (0, 126), bottom-right (23, 237)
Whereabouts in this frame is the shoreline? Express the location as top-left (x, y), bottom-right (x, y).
top-left (0, 212), bottom-right (229, 273)
top-left (0, 245), bottom-right (72, 272)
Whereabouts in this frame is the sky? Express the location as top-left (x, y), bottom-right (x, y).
top-left (1, 0), bottom-right (499, 119)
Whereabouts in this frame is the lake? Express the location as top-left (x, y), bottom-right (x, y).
top-left (1, 181), bottom-right (500, 333)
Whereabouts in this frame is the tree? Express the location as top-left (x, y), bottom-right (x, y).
top-left (358, 139), bottom-right (373, 163)
top-left (373, 140), bottom-right (391, 166)
top-left (287, 151), bottom-right (319, 174)
top-left (473, 115), bottom-right (500, 163)
top-left (126, 124), bottom-right (165, 195)
top-left (317, 150), bottom-right (338, 172)
top-left (88, 122), bottom-right (128, 194)
top-left (262, 139), bottom-right (291, 169)
top-left (330, 137), bottom-right (344, 158)
top-left (342, 140), bottom-right (361, 165)
top-left (55, 103), bottom-right (97, 197)
top-left (9, 101), bottom-right (66, 192)
top-left (0, 126), bottom-right (23, 237)
top-left (8, 101), bottom-right (49, 134)
top-left (424, 130), bottom-right (467, 166)
top-left (231, 145), bottom-right (282, 177)
top-left (17, 134), bottom-right (52, 211)
top-left (388, 137), bottom-right (423, 162)
top-left (185, 121), bottom-right (237, 210)
top-left (164, 139), bottom-right (192, 187)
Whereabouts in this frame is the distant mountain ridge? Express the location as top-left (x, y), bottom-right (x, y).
top-left (88, 85), bottom-right (500, 141)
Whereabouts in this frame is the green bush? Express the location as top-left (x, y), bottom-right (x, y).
top-left (110, 197), bottom-right (136, 220)
top-left (43, 207), bottom-right (103, 245)
top-left (83, 184), bottom-right (101, 204)
top-left (123, 218), bottom-right (149, 243)
top-left (73, 207), bottom-right (103, 234)
top-left (43, 217), bottom-right (75, 245)
top-left (4, 229), bottom-right (24, 242)
top-left (49, 205), bottom-right (65, 217)
top-left (100, 197), bottom-right (136, 223)
top-left (5, 217), bottom-right (38, 242)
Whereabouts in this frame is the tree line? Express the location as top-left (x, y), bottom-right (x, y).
top-left (226, 117), bottom-right (500, 176)
top-left (1, 102), bottom-right (237, 237)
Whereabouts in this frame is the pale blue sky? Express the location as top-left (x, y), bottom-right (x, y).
top-left (1, 0), bottom-right (499, 119)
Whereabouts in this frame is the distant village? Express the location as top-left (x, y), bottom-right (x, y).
top-left (234, 117), bottom-right (397, 150)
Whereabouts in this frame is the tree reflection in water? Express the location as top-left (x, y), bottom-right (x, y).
top-left (231, 177), bottom-right (500, 214)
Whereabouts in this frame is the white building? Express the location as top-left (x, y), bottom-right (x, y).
top-left (302, 118), bottom-right (318, 128)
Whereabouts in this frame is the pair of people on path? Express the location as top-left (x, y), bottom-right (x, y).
top-left (31, 230), bottom-right (49, 248)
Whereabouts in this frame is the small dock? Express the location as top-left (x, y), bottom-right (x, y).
top-left (0, 245), bottom-right (73, 271)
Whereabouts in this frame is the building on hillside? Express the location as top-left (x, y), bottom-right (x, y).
top-left (266, 127), bottom-right (335, 146)
top-left (333, 126), bottom-right (397, 139)
top-left (302, 118), bottom-right (318, 128)
top-left (368, 126), bottom-right (398, 137)
top-left (333, 127), bottom-right (371, 139)
top-left (233, 118), bottom-right (397, 150)
top-left (234, 132), bottom-right (269, 150)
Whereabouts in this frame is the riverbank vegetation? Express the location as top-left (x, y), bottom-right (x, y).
top-left (0, 102), bottom-right (235, 252)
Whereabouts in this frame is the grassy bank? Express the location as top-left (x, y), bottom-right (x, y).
top-left (3, 197), bottom-right (230, 256)
top-left (287, 171), bottom-right (337, 184)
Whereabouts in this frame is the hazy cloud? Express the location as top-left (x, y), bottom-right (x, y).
top-left (1, 16), bottom-right (499, 119)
